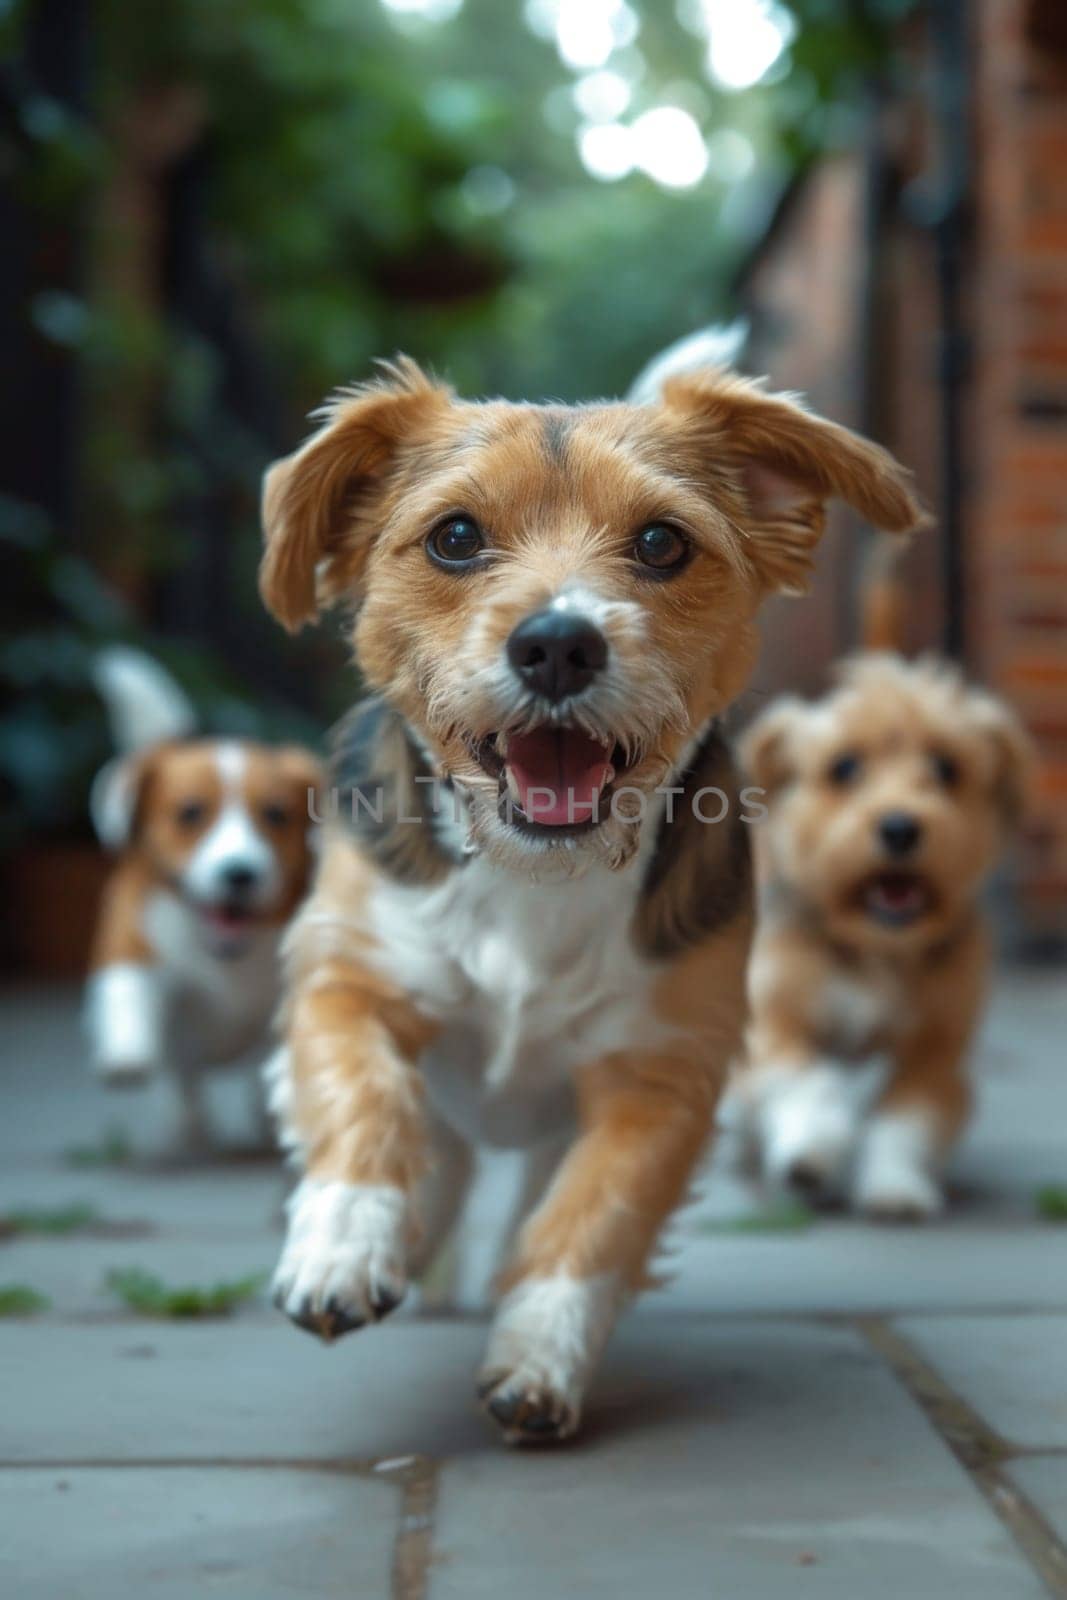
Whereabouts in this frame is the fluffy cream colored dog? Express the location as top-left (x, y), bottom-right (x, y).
top-left (731, 653), bottom-right (1031, 1219)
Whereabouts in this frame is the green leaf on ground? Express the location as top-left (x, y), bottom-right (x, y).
top-left (64, 1127), bottom-right (133, 1168)
top-left (104, 1268), bottom-right (267, 1318)
top-left (1035, 1186), bottom-right (1067, 1222)
top-left (694, 1201), bottom-right (815, 1235)
top-left (0, 1285), bottom-right (51, 1316)
top-left (0, 1202), bottom-right (99, 1237)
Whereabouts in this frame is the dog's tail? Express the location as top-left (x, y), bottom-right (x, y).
top-left (627, 318), bottom-right (750, 403)
top-left (92, 646), bottom-right (196, 754)
top-left (859, 535), bottom-right (908, 653)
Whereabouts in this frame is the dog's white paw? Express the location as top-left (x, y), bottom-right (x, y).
top-left (854, 1163), bottom-right (943, 1222)
top-left (85, 963), bottom-right (162, 1088)
top-left (760, 1065), bottom-right (860, 1202)
top-left (94, 1051), bottom-right (157, 1089)
top-left (852, 1111), bottom-right (943, 1222)
top-left (478, 1273), bottom-right (619, 1446)
top-left (272, 1179), bottom-right (408, 1341)
top-left (478, 1363), bottom-right (581, 1444)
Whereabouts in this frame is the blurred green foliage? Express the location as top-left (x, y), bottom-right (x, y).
top-left (4, 0), bottom-right (917, 839)
top-left (0, 1285), bottom-right (51, 1317)
top-left (104, 1266), bottom-right (267, 1318)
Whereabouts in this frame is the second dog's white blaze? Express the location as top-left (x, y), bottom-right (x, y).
top-left (852, 1106), bottom-right (943, 1217)
top-left (272, 1177), bottom-right (408, 1322)
top-left (182, 743), bottom-right (281, 909)
top-left (481, 1271), bottom-right (622, 1435)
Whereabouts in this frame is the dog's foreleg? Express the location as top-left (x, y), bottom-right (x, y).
top-left (479, 1052), bottom-right (714, 1443)
top-left (270, 959), bottom-right (436, 1340)
top-left (86, 862), bottom-right (163, 1085)
top-left (751, 1056), bottom-right (867, 1201)
top-left (852, 1022), bottom-right (972, 1221)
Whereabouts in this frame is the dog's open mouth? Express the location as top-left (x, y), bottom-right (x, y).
top-left (196, 901), bottom-right (262, 944)
top-left (474, 727), bottom-right (628, 836)
top-left (859, 871), bottom-right (934, 928)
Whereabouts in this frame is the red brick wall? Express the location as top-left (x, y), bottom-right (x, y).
top-left (972, 0), bottom-right (1067, 932)
top-left (736, 2), bottom-right (1067, 938)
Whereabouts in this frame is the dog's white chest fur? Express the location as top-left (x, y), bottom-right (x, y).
top-left (144, 890), bottom-right (279, 1063)
top-left (815, 966), bottom-right (906, 1058)
top-left (366, 855), bottom-right (665, 1148)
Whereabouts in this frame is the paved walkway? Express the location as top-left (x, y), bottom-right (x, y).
top-left (1, 973), bottom-right (1066, 1598)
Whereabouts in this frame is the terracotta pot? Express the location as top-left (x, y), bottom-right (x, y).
top-left (4, 844), bottom-right (110, 977)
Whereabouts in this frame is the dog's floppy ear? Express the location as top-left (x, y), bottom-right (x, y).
top-left (260, 357), bottom-right (452, 632)
top-left (968, 692), bottom-right (1034, 828)
top-left (661, 369), bottom-right (928, 594)
top-left (740, 697), bottom-right (807, 798)
top-left (90, 750), bottom-right (159, 851)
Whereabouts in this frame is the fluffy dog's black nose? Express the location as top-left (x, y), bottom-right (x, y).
top-left (222, 863), bottom-right (258, 891)
top-left (506, 609), bottom-right (608, 701)
top-left (879, 812), bottom-right (921, 856)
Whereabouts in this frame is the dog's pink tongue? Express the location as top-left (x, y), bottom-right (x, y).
top-left (506, 728), bottom-right (612, 825)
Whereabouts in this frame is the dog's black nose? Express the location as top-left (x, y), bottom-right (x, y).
top-left (879, 812), bottom-right (921, 856)
top-left (222, 863), bottom-right (258, 891)
top-left (506, 609), bottom-right (608, 701)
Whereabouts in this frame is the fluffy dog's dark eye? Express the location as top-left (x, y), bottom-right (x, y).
top-left (262, 801), bottom-right (290, 828)
top-left (634, 523), bottom-right (689, 573)
top-left (427, 516), bottom-right (485, 568)
top-left (827, 752), bottom-right (862, 786)
top-left (931, 751), bottom-right (960, 787)
top-left (176, 800), bottom-right (207, 828)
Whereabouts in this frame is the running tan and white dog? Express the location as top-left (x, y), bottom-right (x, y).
top-left (730, 652), bottom-right (1031, 1219)
top-left (86, 649), bottom-right (321, 1146)
top-left (257, 357), bottom-right (923, 1442)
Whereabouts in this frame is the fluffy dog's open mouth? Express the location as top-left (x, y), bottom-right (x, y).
top-left (201, 903), bottom-right (257, 933)
top-left (195, 901), bottom-right (264, 949)
top-left (858, 871), bottom-right (934, 928)
top-left (474, 727), bottom-right (628, 836)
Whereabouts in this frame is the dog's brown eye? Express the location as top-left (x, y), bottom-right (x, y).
top-left (261, 802), bottom-right (290, 828)
top-left (427, 516), bottom-right (485, 568)
top-left (634, 523), bottom-right (689, 573)
top-left (931, 751), bottom-right (960, 787)
top-left (827, 753), bottom-right (862, 786)
top-left (175, 800), bottom-right (207, 828)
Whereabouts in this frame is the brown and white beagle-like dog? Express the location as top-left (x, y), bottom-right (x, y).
top-left (257, 358), bottom-right (923, 1442)
top-left (85, 648), bottom-right (321, 1147)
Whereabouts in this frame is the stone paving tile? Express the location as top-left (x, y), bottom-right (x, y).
top-left (644, 1221), bottom-right (1067, 1318)
top-left (0, 1466), bottom-right (396, 1599)
top-left (432, 1318), bottom-right (1043, 1600)
top-left (896, 1314), bottom-right (1067, 1449)
top-left (0, 1157), bottom-right (286, 1234)
top-left (0, 1319), bottom-right (489, 1463)
top-left (1006, 1456), bottom-right (1067, 1549)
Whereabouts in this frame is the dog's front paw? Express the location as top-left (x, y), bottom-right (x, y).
top-left (854, 1164), bottom-right (942, 1222)
top-left (86, 964), bottom-right (163, 1089)
top-left (852, 1112), bottom-right (943, 1222)
top-left (478, 1273), bottom-right (619, 1446)
top-left (757, 1063), bottom-right (860, 1205)
top-left (272, 1179), bottom-right (407, 1342)
top-left (94, 1052), bottom-right (157, 1089)
top-left (477, 1365), bottom-right (580, 1445)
